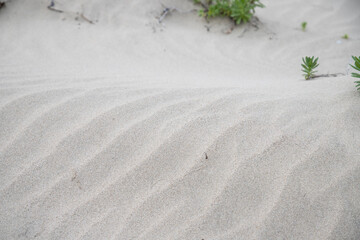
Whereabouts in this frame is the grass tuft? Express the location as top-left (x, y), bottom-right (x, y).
top-left (194, 0), bottom-right (264, 25)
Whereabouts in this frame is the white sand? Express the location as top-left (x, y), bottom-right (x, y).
top-left (0, 0), bottom-right (360, 239)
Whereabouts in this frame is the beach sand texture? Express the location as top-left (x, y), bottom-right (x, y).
top-left (1, 0), bottom-right (360, 239)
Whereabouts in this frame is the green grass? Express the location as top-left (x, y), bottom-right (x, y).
top-left (194, 0), bottom-right (264, 25)
top-left (301, 56), bottom-right (319, 80)
top-left (350, 56), bottom-right (360, 91)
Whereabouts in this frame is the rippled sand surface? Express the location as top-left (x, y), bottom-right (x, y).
top-left (1, 0), bottom-right (360, 239)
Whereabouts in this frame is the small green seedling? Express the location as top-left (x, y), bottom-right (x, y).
top-left (301, 22), bottom-right (307, 31)
top-left (302, 56), bottom-right (319, 80)
top-left (342, 34), bottom-right (349, 40)
top-left (350, 56), bottom-right (360, 91)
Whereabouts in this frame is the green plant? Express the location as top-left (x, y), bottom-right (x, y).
top-left (194, 0), bottom-right (264, 25)
top-left (342, 34), bottom-right (349, 40)
top-left (350, 56), bottom-right (360, 91)
top-left (301, 56), bottom-right (319, 80)
top-left (301, 22), bottom-right (307, 31)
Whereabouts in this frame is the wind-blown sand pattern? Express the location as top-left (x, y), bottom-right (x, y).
top-left (0, 0), bottom-right (360, 239)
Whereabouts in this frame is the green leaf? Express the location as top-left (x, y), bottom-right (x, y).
top-left (350, 64), bottom-right (360, 72)
top-left (352, 73), bottom-right (360, 78)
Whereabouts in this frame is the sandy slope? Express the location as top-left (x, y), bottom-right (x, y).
top-left (0, 0), bottom-right (360, 239)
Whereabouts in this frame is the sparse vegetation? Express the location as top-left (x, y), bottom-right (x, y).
top-left (342, 34), bottom-right (349, 40)
top-left (194, 0), bottom-right (264, 25)
top-left (301, 22), bottom-right (307, 31)
top-left (301, 56), bottom-right (319, 80)
top-left (350, 56), bottom-right (360, 91)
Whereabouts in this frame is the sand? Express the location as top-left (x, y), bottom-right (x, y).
top-left (0, 0), bottom-right (360, 239)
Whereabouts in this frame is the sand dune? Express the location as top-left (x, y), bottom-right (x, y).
top-left (0, 0), bottom-right (360, 239)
